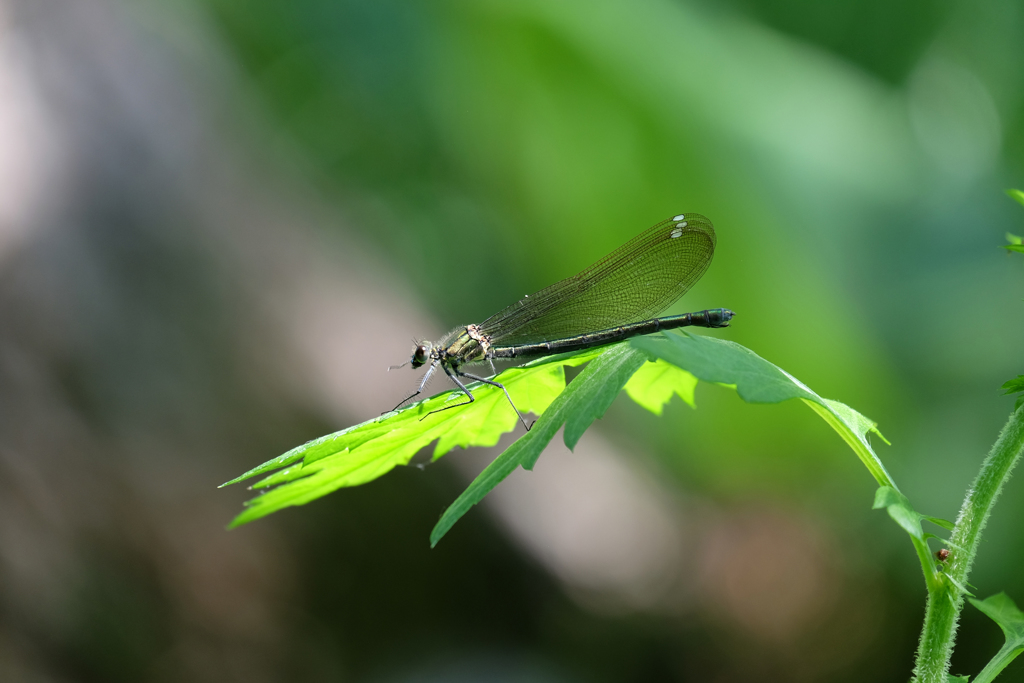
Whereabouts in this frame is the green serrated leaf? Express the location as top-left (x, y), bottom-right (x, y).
top-left (226, 330), bottom-right (902, 548)
top-left (1002, 244), bottom-right (1024, 254)
top-left (631, 333), bottom-right (895, 488)
top-left (972, 593), bottom-right (1024, 640)
top-left (623, 357), bottom-right (698, 414)
top-left (223, 350), bottom-right (591, 527)
top-left (429, 345), bottom-right (650, 546)
top-left (1003, 376), bottom-right (1024, 413)
top-left (563, 346), bottom-right (650, 450)
top-left (1007, 188), bottom-right (1024, 207)
top-left (969, 593), bottom-right (1024, 683)
top-left (1002, 376), bottom-right (1024, 395)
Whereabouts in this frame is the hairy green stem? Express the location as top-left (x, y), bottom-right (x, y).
top-left (912, 406), bottom-right (1024, 682)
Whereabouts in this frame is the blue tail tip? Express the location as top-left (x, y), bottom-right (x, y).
top-left (712, 308), bottom-right (734, 327)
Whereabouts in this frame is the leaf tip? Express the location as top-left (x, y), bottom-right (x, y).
top-left (429, 523), bottom-right (449, 548)
top-left (226, 516), bottom-right (248, 530)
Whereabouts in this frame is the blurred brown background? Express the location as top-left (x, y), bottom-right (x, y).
top-left (1, 0), bottom-right (1023, 680)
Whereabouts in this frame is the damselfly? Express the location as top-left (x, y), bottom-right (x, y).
top-left (391, 213), bottom-right (733, 429)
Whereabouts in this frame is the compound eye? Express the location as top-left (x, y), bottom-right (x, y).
top-left (412, 344), bottom-right (429, 367)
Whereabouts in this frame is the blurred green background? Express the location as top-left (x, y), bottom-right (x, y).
top-left (1, 0), bottom-right (1023, 680)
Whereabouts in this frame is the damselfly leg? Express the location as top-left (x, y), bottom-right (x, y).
top-left (422, 364), bottom-right (532, 431)
top-left (387, 361), bottom-right (439, 414)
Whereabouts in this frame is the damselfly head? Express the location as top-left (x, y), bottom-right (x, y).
top-left (411, 342), bottom-right (432, 368)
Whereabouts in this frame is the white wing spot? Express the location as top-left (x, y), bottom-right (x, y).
top-left (675, 221), bottom-right (688, 228)
top-left (670, 227), bottom-right (683, 238)
top-left (672, 214), bottom-right (686, 221)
